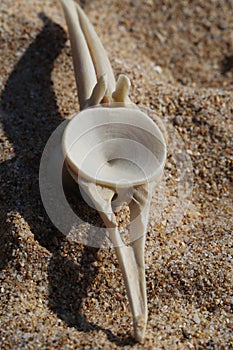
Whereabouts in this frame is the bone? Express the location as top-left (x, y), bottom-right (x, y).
top-left (59, 0), bottom-right (167, 343)
top-left (112, 74), bottom-right (132, 105)
top-left (59, 0), bottom-right (97, 109)
top-left (74, 2), bottom-right (116, 99)
top-left (77, 179), bottom-right (151, 343)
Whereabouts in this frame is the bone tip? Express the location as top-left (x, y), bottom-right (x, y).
top-left (133, 315), bottom-right (147, 343)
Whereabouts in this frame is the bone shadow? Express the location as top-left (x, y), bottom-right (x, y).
top-left (0, 12), bottom-right (102, 263)
top-left (0, 14), bottom-right (67, 249)
top-left (221, 54), bottom-right (233, 74)
top-left (0, 14), bottom-right (134, 346)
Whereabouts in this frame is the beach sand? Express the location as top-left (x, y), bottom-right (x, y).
top-left (0, 0), bottom-right (232, 349)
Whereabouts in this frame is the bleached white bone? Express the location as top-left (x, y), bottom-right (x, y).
top-left (59, 0), bottom-right (166, 343)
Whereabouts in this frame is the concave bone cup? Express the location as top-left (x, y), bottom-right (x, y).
top-left (62, 106), bottom-right (167, 189)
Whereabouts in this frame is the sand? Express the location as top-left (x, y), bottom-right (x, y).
top-left (0, 0), bottom-right (232, 349)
